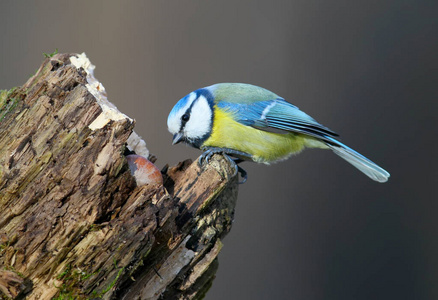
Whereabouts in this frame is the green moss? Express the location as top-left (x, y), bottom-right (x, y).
top-left (0, 266), bottom-right (24, 283)
top-left (0, 88), bottom-right (16, 107)
top-left (88, 224), bottom-right (101, 232)
top-left (53, 260), bottom-right (125, 300)
top-left (91, 266), bottom-right (124, 299)
top-left (0, 87), bottom-right (21, 121)
top-left (43, 48), bottom-right (58, 58)
top-left (0, 89), bottom-right (7, 106)
top-left (53, 264), bottom-right (100, 300)
top-left (52, 294), bottom-right (76, 300)
top-left (0, 292), bottom-right (12, 300)
top-left (0, 240), bottom-right (9, 255)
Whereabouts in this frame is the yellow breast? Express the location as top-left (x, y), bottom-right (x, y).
top-left (202, 107), bottom-right (318, 164)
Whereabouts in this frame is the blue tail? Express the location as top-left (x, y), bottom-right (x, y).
top-left (325, 137), bottom-right (390, 183)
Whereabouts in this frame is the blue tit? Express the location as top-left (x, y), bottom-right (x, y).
top-left (167, 83), bottom-right (390, 183)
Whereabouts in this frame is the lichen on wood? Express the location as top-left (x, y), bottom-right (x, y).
top-left (0, 53), bottom-right (238, 299)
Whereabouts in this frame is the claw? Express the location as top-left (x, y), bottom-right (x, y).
top-left (221, 154), bottom-right (248, 183)
top-left (237, 165), bottom-right (248, 184)
top-left (198, 147), bottom-right (250, 184)
top-left (222, 154), bottom-right (238, 176)
top-left (198, 148), bottom-right (216, 165)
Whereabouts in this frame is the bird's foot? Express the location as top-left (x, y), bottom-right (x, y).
top-left (199, 148), bottom-right (239, 176)
top-left (199, 147), bottom-right (250, 184)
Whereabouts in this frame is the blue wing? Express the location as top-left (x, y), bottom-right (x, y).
top-left (217, 98), bottom-right (338, 142)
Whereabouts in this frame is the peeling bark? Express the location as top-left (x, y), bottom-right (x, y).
top-left (0, 53), bottom-right (238, 299)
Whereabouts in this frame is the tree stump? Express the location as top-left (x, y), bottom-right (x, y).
top-left (0, 53), bottom-right (238, 299)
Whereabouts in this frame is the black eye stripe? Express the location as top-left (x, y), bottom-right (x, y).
top-left (179, 111), bottom-right (191, 131)
top-left (178, 90), bottom-right (213, 133)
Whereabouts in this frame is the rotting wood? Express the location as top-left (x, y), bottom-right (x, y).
top-left (0, 53), bottom-right (238, 299)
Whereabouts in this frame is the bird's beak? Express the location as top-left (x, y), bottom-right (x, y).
top-left (172, 132), bottom-right (184, 145)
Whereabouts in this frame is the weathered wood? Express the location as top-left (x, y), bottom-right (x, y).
top-left (0, 53), bottom-right (238, 299)
top-left (0, 270), bottom-right (29, 298)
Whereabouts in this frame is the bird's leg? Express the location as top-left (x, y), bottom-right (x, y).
top-left (231, 158), bottom-right (244, 164)
top-left (199, 147), bottom-right (251, 183)
top-left (227, 157), bottom-right (248, 183)
top-left (236, 164), bottom-right (247, 184)
top-left (199, 147), bottom-right (251, 165)
top-left (199, 148), bottom-right (240, 176)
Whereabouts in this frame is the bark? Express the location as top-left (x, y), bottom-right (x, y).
top-left (0, 53), bottom-right (238, 299)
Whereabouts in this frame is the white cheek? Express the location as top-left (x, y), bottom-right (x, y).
top-left (185, 96), bottom-right (212, 139)
top-left (167, 117), bottom-right (180, 135)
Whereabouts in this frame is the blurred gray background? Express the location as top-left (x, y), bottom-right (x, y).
top-left (1, 1), bottom-right (436, 299)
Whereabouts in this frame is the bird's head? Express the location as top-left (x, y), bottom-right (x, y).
top-left (167, 88), bottom-right (215, 148)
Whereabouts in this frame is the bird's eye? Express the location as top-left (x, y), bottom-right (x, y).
top-left (181, 113), bottom-right (190, 122)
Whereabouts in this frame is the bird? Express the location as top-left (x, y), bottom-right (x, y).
top-left (167, 83), bottom-right (390, 183)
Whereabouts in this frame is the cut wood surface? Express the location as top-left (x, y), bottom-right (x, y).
top-left (0, 53), bottom-right (238, 299)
